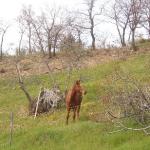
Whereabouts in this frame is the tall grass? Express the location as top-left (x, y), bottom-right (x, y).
top-left (0, 53), bottom-right (150, 150)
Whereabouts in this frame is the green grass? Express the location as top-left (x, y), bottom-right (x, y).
top-left (136, 39), bottom-right (150, 49)
top-left (0, 53), bottom-right (150, 150)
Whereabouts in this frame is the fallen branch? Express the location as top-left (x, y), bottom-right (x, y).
top-left (34, 87), bottom-right (43, 119)
top-left (109, 121), bottom-right (150, 135)
top-left (16, 63), bottom-right (32, 103)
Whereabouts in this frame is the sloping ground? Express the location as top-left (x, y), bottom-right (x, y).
top-left (0, 48), bottom-right (146, 78)
top-left (0, 52), bottom-right (150, 150)
top-left (0, 51), bottom-right (112, 78)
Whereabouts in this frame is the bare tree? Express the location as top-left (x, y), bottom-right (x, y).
top-left (18, 29), bottom-right (25, 56)
top-left (16, 17), bottom-right (25, 56)
top-left (128, 0), bottom-right (143, 51)
top-left (62, 13), bottom-right (85, 51)
top-left (0, 25), bottom-right (9, 60)
top-left (31, 17), bottom-right (46, 56)
top-left (41, 9), bottom-right (57, 58)
top-left (141, 0), bottom-right (150, 38)
top-left (106, 0), bottom-right (143, 50)
top-left (77, 0), bottom-right (103, 50)
top-left (70, 17), bottom-right (85, 48)
top-left (18, 5), bottom-right (35, 54)
top-left (106, 0), bottom-right (131, 47)
top-left (52, 25), bottom-right (63, 56)
top-left (86, 0), bottom-right (96, 50)
top-left (60, 32), bottom-right (76, 51)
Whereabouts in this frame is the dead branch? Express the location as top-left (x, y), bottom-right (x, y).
top-left (104, 68), bottom-right (150, 135)
top-left (16, 63), bottom-right (32, 103)
top-left (111, 121), bottom-right (150, 135)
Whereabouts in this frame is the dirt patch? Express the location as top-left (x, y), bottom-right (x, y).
top-left (0, 49), bottom-right (149, 78)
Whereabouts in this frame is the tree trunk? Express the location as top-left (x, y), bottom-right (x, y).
top-left (32, 23), bottom-right (45, 56)
top-left (53, 41), bottom-right (56, 57)
top-left (122, 28), bottom-right (126, 47)
top-left (18, 31), bottom-right (24, 56)
top-left (28, 25), bottom-right (32, 54)
top-left (90, 23), bottom-right (96, 50)
top-left (91, 30), bottom-right (96, 50)
top-left (116, 21), bottom-right (127, 47)
top-left (53, 33), bottom-right (59, 57)
top-left (89, 9), bottom-right (96, 50)
top-left (0, 30), bottom-right (6, 60)
top-left (131, 29), bottom-right (137, 51)
top-left (48, 41), bottom-right (52, 58)
top-left (148, 20), bottom-right (150, 38)
top-left (0, 33), bottom-right (5, 60)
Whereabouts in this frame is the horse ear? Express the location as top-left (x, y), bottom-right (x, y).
top-left (76, 80), bottom-right (80, 85)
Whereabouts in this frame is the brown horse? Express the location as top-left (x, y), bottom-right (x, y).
top-left (65, 80), bottom-right (86, 125)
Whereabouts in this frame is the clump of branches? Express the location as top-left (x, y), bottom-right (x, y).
top-left (103, 68), bottom-right (150, 135)
top-left (15, 61), bottom-right (64, 116)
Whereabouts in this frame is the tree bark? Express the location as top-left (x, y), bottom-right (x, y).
top-left (48, 39), bottom-right (52, 58)
top-left (90, 13), bottom-right (96, 50)
top-left (18, 31), bottom-right (24, 56)
top-left (28, 25), bottom-right (32, 54)
top-left (131, 29), bottom-right (137, 51)
top-left (0, 26), bottom-right (9, 61)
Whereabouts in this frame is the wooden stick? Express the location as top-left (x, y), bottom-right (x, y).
top-left (34, 88), bottom-right (42, 119)
top-left (9, 112), bottom-right (14, 146)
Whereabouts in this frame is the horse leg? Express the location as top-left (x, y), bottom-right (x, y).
top-left (73, 107), bottom-right (77, 122)
top-left (76, 105), bottom-right (81, 120)
top-left (66, 108), bottom-right (70, 125)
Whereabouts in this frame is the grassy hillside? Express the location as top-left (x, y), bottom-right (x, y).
top-left (0, 52), bottom-right (150, 150)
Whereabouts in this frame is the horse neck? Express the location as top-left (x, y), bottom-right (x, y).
top-left (72, 84), bottom-right (82, 95)
top-left (71, 84), bottom-right (76, 96)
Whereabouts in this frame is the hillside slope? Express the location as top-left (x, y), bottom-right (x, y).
top-left (0, 52), bottom-right (150, 150)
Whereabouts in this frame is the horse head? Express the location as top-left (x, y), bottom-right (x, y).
top-left (74, 80), bottom-right (87, 96)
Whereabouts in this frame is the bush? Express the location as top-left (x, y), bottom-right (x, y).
top-left (105, 69), bottom-right (150, 124)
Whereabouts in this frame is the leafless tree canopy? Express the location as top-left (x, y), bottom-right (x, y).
top-left (0, 0), bottom-right (149, 57)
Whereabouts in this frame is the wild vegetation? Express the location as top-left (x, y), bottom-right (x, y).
top-left (0, 50), bottom-right (150, 150)
top-left (0, 0), bottom-right (150, 149)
